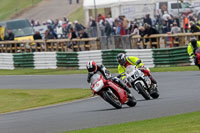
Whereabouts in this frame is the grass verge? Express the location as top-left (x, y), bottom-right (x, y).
top-left (68, 6), bottom-right (85, 25)
top-left (0, 89), bottom-right (91, 114)
top-left (0, 66), bottom-right (198, 75)
top-left (0, 0), bottom-right (41, 21)
top-left (65, 111), bottom-right (200, 133)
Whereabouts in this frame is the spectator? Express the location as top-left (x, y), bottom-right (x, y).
top-left (106, 15), bottom-right (114, 27)
top-left (122, 15), bottom-right (129, 34)
top-left (190, 21), bottom-right (200, 33)
top-left (162, 21), bottom-right (169, 33)
top-left (97, 14), bottom-right (105, 22)
top-left (33, 31), bottom-right (42, 40)
top-left (170, 22), bottom-right (181, 34)
top-left (162, 11), bottom-right (171, 21)
top-left (79, 29), bottom-right (89, 50)
top-left (56, 24), bottom-right (64, 39)
top-left (173, 16), bottom-right (180, 27)
top-left (144, 23), bottom-right (159, 48)
top-left (183, 15), bottom-right (189, 33)
top-left (44, 30), bottom-right (55, 40)
top-left (166, 16), bottom-right (173, 32)
top-left (74, 20), bottom-right (85, 34)
top-left (89, 17), bottom-right (97, 37)
top-left (33, 31), bottom-right (42, 49)
top-left (105, 19), bottom-right (112, 37)
top-left (99, 19), bottom-right (105, 36)
top-left (4, 30), bottom-right (14, 40)
top-left (68, 28), bottom-right (79, 51)
top-left (143, 14), bottom-right (152, 26)
top-left (131, 25), bottom-right (141, 49)
top-left (65, 22), bottom-right (73, 38)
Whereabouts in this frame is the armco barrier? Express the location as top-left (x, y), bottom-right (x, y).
top-left (125, 49), bottom-right (155, 68)
top-left (13, 53), bottom-right (34, 68)
top-left (102, 49), bottom-right (125, 68)
top-left (34, 52), bottom-right (57, 69)
top-left (0, 53), bottom-right (14, 69)
top-left (56, 52), bottom-right (79, 68)
top-left (78, 50), bottom-right (102, 69)
top-left (153, 47), bottom-right (191, 67)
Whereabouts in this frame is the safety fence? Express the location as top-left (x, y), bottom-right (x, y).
top-left (126, 49), bottom-right (155, 68)
top-left (152, 47), bottom-right (191, 67)
top-left (0, 53), bottom-right (14, 69)
top-left (0, 38), bottom-right (99, 53)
top-left (78, 50), bottom-right (102, 69)
top-left (0, 47), bottom-right (193, 70)
top-left (0, 32), bottom-right (200, 53)
top-left (102, 49), bottom-right (126, 68)
top-left (132, 32), bottom-right (200, 49)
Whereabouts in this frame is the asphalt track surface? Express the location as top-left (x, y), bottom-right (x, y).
top-left (0, 71), bottom-right (200, 133)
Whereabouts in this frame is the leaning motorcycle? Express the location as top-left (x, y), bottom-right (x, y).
top-left (90, 73), bottom-right (137, 109)
top-left (121, 65), bottom-right (159, 100)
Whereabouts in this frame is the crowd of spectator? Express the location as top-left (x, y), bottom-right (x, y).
top-left (2, 11), bottom-right (200, 49)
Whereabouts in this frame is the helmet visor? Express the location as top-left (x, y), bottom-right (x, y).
top-left (88, 67), bottom-right (95, 73)
top-left (118, 58), bottom-right (126, 66)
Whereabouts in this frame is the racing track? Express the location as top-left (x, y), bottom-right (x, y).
top-left (0, 71), bottom-right (200, 133)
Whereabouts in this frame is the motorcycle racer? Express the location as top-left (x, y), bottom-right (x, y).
top-left (116, 53), bottom-right (157, 87)
top-left (187, 38), bottom-right (200, 69)
top-left (86, 61), bottom-right (132, 97)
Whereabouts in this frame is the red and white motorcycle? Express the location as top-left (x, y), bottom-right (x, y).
top-left (90, 73), bottom-right (137, 109)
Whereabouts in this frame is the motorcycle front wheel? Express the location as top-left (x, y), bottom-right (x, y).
top-left (102, 89), bottom-right (122, 109)
top-left (135, 82), bottom-right (150, 100)
top-left (127, 95), bottom-right (137, 107)
top-left (150, 87), bottom-right (159, 99)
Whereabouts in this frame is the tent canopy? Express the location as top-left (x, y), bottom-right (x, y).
top-left (83, 0), bottom-right (155, 9)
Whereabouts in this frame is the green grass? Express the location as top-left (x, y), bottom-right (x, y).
top-left (0, 89), bottom-right (91, 114)
top-left (0, 66), bottom-right (198, 75)
top-left (65, 111), bottom-right (200, 133)
top-left (68, 6), bottom-right (85, 25)
top-left (0, 0), bottom-right (41, 21)
top-left (67, 7), bottom-right (105, 25)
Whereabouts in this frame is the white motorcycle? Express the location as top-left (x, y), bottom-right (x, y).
top-left (120, 65), bottom-right (159, 100)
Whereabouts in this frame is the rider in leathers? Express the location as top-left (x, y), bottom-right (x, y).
top-left (86, 61), bottom-right (132, 97)
top-left (117, 53), bottom-right (157, 87)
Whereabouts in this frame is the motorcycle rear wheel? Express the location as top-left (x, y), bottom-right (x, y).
top-left (135, 82), bottom-right (150, 100)
top-left (102, 90), bottom-right (122, 109)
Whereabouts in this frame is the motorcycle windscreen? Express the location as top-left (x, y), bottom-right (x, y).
top-left (90, 73), bottom-right (104, 92)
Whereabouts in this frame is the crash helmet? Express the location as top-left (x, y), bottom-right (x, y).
top-left (191, 38), bottom-right (198, 48)
top-left (117, 53), bottom-right (127, 66)
top-left (86, 61), bottom-right (97, 74)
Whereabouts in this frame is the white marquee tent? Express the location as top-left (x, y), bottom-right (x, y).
top-left (83, 0), bottom-right (196, 23)
top-left (83, 0), bottom-right (157, 23)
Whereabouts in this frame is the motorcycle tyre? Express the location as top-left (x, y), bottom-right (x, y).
top-left (126, 95), bottom-right (137, 107)
top-left (102, 90), bottom-right (122, 109)
top-left (135, 82), bottom-right (150, 100)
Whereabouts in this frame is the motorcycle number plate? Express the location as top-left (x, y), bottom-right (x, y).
top-left (93, 80), bottom-right (104, 92)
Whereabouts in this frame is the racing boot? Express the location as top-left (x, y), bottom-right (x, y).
top-left (149, 75), bottom-right (157, 84)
